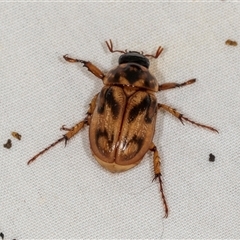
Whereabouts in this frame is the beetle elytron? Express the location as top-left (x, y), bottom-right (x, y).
top-left (28, 40), bottom-right (218, 217)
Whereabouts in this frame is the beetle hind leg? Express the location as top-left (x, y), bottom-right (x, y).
top-left (27, 95), bottom-right (98, 165)
top-left (150, 143), bottom-right (168, 218)
top-left (158, 103), bottom-right (218, 133)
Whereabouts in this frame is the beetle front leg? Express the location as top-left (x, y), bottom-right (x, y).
top-left (158, 103), bottom-right (218, 132)
top-left (150, 143), bottom-right (168, 218)
top-left (63, 55), bottom-right (105, 80)
top-left (27, 95), bottom-right (98, 165)
top-left (158, 78), bottom-right (196, 91)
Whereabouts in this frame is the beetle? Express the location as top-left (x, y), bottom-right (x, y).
top-left (28, 40), bottom-right (218, 217)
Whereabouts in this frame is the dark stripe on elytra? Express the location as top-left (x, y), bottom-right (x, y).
top-left (105, 87), bottom-right (120, 118)
top-left (97, 87), bottom-right (120, 118)
top-left (95, 128), bottom-right (114, 150)
top-left (145, 97), bottom-right (157, 123)
top-left (97, 88), bottom-right (107, 114)
top-left (123, 134), bottom-right (144, 160)
top-left (111, 71), bottom-right (121, 83)
top-left (128, 94), bottom-right (155, 124)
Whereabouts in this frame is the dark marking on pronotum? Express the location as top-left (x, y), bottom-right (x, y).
top-left (106, 64), bottom-right (157, 90)
top-left (124, 64), bottom-right (156, 89)
top-left (123, 64), bottom-right (143, 84)
top-left (110, 70), bottom-right (121, 83)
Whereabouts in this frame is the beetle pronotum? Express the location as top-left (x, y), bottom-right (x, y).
top-left (28, 40), bottom-right (218, 217)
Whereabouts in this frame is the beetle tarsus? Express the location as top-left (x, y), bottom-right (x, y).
top-left (179, 115), bottom-right (219, 133)
top-left (158, 103), bottom-right (218, 133)
top-left (150, 143), bottom-right (168, 218)
top-left (155, 173), bottom-right (169, 218)
top-left (27, 136), bottom-right (65, 165)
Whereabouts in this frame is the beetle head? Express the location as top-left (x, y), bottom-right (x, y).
top-left (119, 51), bottom-right (150, 69)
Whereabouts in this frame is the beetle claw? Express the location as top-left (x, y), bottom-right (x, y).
top-left (64, 136), bottom-right (68, 147)
top-left (60, 125), bottom-right (72, 131)
top-left (152, 173), bottom-right (161, 182)
top-left (179, 116), bottom-right (185, 125)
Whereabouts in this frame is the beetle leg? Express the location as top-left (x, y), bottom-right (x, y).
top-left (105, 39), bottom-right (126, 54)
top-left (63, 55), bottom-right (105, 80)
top-left (60, 125), bottom-right (72, 131)
top-left (158, 78), bottom-right (196, 91)
top-left (150, 143), bottom-right (168, 218)
top-left (27, 119), bottom-right (89, 165)
top-left (158, 103), bottom-right (218, 132)
top-left (144, 46), bottom-right (164, 59)
top-left (60, 93), bottom-right (98, 134)
top-left (27, 136), bottom-right (66, 165)
top-left (27, 95), bottom-right (98, 165)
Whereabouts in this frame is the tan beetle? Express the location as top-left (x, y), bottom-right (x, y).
top-left (28, 40), bottom-right (218, 217)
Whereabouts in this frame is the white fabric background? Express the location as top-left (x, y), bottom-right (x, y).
top-left (0, 2), bottom-right (240, 239)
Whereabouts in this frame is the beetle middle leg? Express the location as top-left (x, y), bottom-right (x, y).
top-left (158, 103), bottom-right (218, 132)
top-left (158, 78), bottom-right (196, 91)
top-left (63, 55), bottom-right (105, 80)
top-left (27, 95), bottom-right (98, 165)
top-left (150, 143), bottom-right (168, 218)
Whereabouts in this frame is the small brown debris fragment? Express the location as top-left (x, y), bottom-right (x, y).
top-left (225, 39), bottom-right (238, 46)
top-left (3, 139), bottom-right (12, 149)
top-left (209, 153), bottom-right (215, 162)
top-left (11, 131), bottom-right (22, 140)
top-left (0, 232), bottom-right (4, 240)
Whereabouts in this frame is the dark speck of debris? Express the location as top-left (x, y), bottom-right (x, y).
top-left (0, 232), bottom-right (4, 240)
top-left (3, 139), bottom-right (12, 149)
top-left (209, 153), bottom-right (215, 162)
top-left (11, 132), bottom-right (22, 140)
top-left (225, 39), bottom-right (238, 46)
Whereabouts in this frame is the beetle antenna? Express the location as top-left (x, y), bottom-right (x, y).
top-left (106, 39), bottom-right (126, 54)
top-left (144, 46), bottom-right (163, 59)
top-left (27, 136), bottom-right (66, 165)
